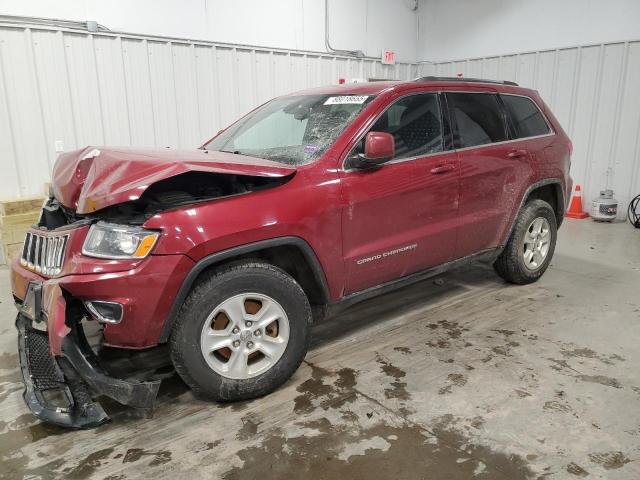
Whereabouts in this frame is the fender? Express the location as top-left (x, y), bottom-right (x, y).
top-left (158, 236), bottom-right (330, 342)
top-left (501, 178), bottom-right (565, 247)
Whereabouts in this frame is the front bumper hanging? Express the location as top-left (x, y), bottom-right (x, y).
top-left (15, 282), bottom-right (161, 429)
top-left (16, 314), bottom-right (108, 428)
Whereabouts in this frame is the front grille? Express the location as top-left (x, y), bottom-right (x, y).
top-left (20, 231), bottom-right (69, 276)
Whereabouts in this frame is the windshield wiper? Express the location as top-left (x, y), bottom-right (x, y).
top-left (220, 149), bottom-right (243, 155)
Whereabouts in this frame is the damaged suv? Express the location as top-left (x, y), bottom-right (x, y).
top-left (11, 77), bottom-right (572, 427)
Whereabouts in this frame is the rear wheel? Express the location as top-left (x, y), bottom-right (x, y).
top-left (170, 261), bottom-right (312, 401)
top-left (494, 199), bottom-right (557, 284)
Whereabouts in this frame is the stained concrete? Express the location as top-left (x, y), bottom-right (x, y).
top-left (1, 219), bottom-right (639, 479)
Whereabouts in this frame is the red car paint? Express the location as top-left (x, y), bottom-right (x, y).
top-left (10, 79), bottom-right (572, 353)
top-left (53, 147), bottom-right (296, 214)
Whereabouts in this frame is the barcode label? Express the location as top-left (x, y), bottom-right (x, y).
top-left (324, 95), bottom-right (369, 105)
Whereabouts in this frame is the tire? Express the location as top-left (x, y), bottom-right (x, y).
top-left (169, 261), bottom-right (312, 401)
top-left (493, 199), bottom-right (557, 285)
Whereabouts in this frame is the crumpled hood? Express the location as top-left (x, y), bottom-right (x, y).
top-left (52, 146), bottom-right (296, 214)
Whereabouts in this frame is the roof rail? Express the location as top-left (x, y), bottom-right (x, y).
top-left (414, 76), bottom-right (519, 87)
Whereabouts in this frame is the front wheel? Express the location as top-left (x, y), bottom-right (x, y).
top-left (170, 261), bottom-right (312, 401)
top-left (494, 199), bottom-right (557, 284)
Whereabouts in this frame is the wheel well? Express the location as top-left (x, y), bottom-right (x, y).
top-left (159, 238), bottom-right (331, 342)
top-left (526, 183), bottom-right (563, 226)
top-left (192, 244), bottom-right (328, 308)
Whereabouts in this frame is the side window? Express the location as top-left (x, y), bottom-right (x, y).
top-left (447, 93), bottom-right (508, 148)
top-left (501, 95), bottom-right (551, 138)
top-left (368, 93), bottom-right (444, 160)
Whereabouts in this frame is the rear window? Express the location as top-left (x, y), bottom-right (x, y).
top-left (501, 94), bottom-right (551, 138)
top-left (447, 93), bottom-right (508, 148)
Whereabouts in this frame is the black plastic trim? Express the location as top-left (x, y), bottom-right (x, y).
top-left (16, 314), bottom-right (109, 429)
top-left (327, 248), bottom-right (500, 316)
top-left (502, 178), bottom-right (565, 245)
top-left (438, 92), bottom-right (455, 152)
top-left (16, 281), bottom-right (161, 428)
top-left (61, 336), bottom-right (160, 409)
top-left (158, 236), bottom-right (330, 342)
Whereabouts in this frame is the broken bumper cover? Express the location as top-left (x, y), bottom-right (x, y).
top-left (15, 284), bottom-right (161, 428)
top-left (16, 314), bottom-right (108, 428)
top-left (11, 252), bottom-right (194, 349)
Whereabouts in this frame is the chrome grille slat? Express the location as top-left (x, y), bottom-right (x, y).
top-left (50, 237), bottom-right (58, 275)
top-left (46, 237), bottom-right (54, 275)
top-left (42, 237), bottom-right (49, 274)
top-left (38, 236), bottom-right (44, 272)
top-left (27, 235), bottom-right (33, 269)
top-left (54, 237), bottom-right (61, 271)
top-left (34, 236), bottom-right (42, 272)
top-left (44, 237), bottom-right (50, 275)
top-left (20, 233), bottom-right (31, 267)
top-left (20, 231), bottom-right (69, 276)
top-left (57, 237), bottom-right (67, 268)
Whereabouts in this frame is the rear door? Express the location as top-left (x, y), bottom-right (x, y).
top-left (445, 91), bottom-right (532, 258)
top-left (499, 93), bottom-right (553, 166)
top-left (340, 92), bottom-right (459, 294)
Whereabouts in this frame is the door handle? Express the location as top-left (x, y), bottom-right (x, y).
top-left (507, 149), bottom-right (528, 159)
top-left (430, 164), bottom-right (456, 175)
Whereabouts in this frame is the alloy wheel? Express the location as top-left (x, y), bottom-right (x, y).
top-left (199, 293), bottom-right (290, 379)
top-left (522, 217), bottom-right (551, 270)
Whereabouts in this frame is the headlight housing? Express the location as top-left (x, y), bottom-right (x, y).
top-left (82, 222), bottom-right (159, 259)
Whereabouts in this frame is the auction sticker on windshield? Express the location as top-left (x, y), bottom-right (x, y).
top-left (324, 95), bottom-right (369, 105)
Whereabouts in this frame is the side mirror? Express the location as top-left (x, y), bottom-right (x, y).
top-left (349, 131), bottom-right (395, 170)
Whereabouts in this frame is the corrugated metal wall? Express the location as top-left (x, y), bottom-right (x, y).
top-left (0, 22), bottom-right (418, 199)
top-left (5, 22), bottom-right (639, 218)
top-left (418, 40), bottom-right (640, 218)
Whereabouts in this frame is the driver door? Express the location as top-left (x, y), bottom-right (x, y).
top-left (340, 92), bottom-right (459, 294)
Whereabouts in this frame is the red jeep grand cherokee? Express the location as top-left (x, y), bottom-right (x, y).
top-left (11, 76), bottom-right (572, 427)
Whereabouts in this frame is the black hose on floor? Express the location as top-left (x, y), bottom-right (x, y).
top-left (629, 194), bottom-right (640, 228)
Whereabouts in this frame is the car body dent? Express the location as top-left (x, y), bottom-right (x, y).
top-left (52, 146), bottom-right (297, 214)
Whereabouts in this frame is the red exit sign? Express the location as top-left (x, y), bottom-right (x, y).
top-left (381, 50), bottom-right (396, 65)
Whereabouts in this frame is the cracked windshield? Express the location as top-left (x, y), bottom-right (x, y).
top-left (205, 94), bottom-right (376, 166)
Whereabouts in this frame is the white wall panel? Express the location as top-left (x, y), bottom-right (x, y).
top-left (173, 44), bottom-right (202, 148)
top-left (615, 43), bottom-right (640, 204)
top-left (0, 23), bottom-right (418, 199)
top-left (121, 38), bottom-right (155, 146)
top-left (1, 0), bottom-right (419, 62)
top-left (0, 27), bottom-right (50, 197)
top-left (419, 40), bottom-right (640, 218)
top-left (31, 30), bottom-right (77, 169)
top-left (94, 36), bottom-right (131, 145)
top-left (418, 0), bottom-right (640, 62)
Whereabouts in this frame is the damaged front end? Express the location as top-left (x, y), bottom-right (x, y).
top-left (12, 146), bottom-right (297, 428)
top-left (41, 169), bottom-right (293, 229)
top-left (15, 283), bottom-right (161, 428)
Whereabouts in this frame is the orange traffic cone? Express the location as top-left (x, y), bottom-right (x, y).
top-left (565, 184), bottom-right (589, 219)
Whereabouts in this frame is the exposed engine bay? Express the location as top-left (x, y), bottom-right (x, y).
top-left (39, 171), bottom-right (292, 229)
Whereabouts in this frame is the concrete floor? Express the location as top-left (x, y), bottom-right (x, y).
top-left (1, 219), bottom-right (639, 479)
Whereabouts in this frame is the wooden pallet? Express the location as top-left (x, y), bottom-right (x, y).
top-left (0, 197), bottom-right (43, 265)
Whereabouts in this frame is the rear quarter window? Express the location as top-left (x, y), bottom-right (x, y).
top-left (501, 94), bottom-right (551, 138)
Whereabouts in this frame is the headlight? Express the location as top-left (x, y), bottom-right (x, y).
top-left (82, 222), bottom-right (159, 259)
